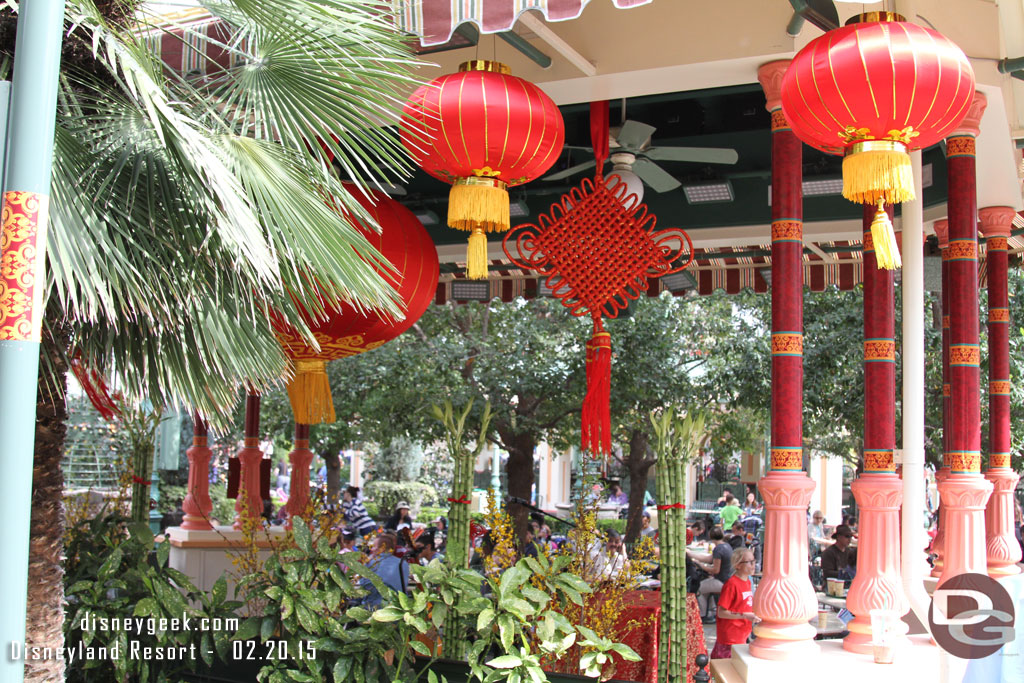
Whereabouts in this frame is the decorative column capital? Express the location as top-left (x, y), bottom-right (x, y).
top-left (978, 206), bottom-right (1015, 240)
top-left (950, 91), bottom-right (988, 138)
top-left (933, 219), bottom-right (949, 249)
top-left (758, 60), bottom-right (791, 112)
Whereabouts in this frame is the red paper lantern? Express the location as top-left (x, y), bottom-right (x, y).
top-left (274, 187), bottom-right (439, 424)
top-left (401, 61), bottom-right (564, 279)
top-left (781, 11), bottom-right (974, 268)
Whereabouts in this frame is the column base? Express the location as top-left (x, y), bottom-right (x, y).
top-left (748, 621), bottom-right (820, 661)
top-left (181, 514), bottom-right (213, 531)
top-left (842, 616), bottom-right (909, 655)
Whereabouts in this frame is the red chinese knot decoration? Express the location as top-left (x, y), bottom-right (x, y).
top-left (401, 61), bottom-right (564, 280)
top-left (274, 188), bottom-right (439, 424)
top-left (781, 12), bottom-right (974, 269)
top-left (503, 166), bottom-right (692, 456)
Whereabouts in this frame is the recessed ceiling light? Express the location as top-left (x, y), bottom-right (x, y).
top-left (684, 181), bottom-right (733, 204)
top-left (661, 271), bottom-right (696, 292)
top-left (509, 199), bottom-right (530, 218)
top-left (413, 210), bottom-right (439, 226)
top-left (451, 281), bottom-right (490, 301)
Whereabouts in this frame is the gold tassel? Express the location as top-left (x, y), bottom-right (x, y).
top-left (285, 359), bottom-right (336, 424)
top-left (870, 200), bottom-right (902, 270)
top-left (842, 140), bottom-right (916, 206)
top-left (447, 177), bottom-right (509, 234)
top-left (466, 227), bottom-right (488, 280)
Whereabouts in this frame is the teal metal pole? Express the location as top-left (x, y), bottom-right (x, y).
top-left (0, 1), bottom-right (66, 681)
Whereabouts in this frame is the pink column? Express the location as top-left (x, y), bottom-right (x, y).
top-left (283, 423), bottom-right (314, 528)
top-left (750, 61), bottom-right (818, 661)
top-left (937, 92), bottom-right (993, 588)
top-left (844, 204), bottom-right (909, 653)
top-left (930, 219), bottom-right (951, 578)
top-left (235, 391), bottom-right (264, 529)
top-left (181, 411), bottom-right (214, 530)
top-left (979, 206), bottom-right (1021, 577)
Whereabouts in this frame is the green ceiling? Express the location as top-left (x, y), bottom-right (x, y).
top-left (396, 83), bottom-right (950, 248)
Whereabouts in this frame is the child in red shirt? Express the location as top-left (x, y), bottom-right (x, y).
top-left (710, 549), bottom-right (757, 660)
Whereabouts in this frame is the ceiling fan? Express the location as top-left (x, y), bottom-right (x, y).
top-left (542, 119), bottom-right (739, 193)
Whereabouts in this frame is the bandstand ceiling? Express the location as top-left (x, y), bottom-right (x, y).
top-left (142, 0), bottom-right (1024, 297)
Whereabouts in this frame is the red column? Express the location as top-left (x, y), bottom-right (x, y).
top-left (181, 411), bottom-right (214, 530)
top-left (234, 391), bottom-right (264, 529)
top-left (750, 61), bottom-right (818, 661)
top-left (283, 423), bottom-right (314, 528)
top-left (937, 92), bottom-right (992, 588)
top-left (979, 206), bottom-right (1021, 577)
top-left (844, 204), bottom-right (909, 653)
top-left (930, 219), bottom-right (951, 578)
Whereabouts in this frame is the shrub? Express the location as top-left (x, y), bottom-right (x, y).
top-left (363, 481), bottom-right (437, 519)
top-left (596, 518), bottom-right (627, 536)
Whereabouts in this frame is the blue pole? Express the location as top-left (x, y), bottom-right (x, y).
top-left (0, 1), bottom-right (66, 681)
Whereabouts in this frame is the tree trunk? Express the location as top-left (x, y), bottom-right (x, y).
top-left (499, 426), bottom-right (536, 544)
top-left (624, 429), bottom-right (655, 545)
top-left (25, 322), bottom-right (69, 682)
top-left (323, 450), bottom-right (341, 507)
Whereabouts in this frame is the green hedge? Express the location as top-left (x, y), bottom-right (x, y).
top-left (596, 518), bottom-right (626, 535)
top-left (363, 481), bottom-right (438, 519)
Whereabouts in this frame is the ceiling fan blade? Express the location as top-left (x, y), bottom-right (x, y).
top-left (631, 158), bottom-right (682, 193)
top-left (644, 146), bottom-right (739, 165)
top-left (543, 159), bottom-right (597, 181)
top-left (615, 120), bottom-right (657, 150)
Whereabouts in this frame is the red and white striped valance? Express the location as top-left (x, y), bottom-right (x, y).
top-left (393, 0), bottom-right (653, 47)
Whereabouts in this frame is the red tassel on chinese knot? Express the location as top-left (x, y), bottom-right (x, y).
top-left (582, 324), bottom-right (611, 456)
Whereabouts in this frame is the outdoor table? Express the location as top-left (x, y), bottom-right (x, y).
top-left (608, 590), bottom-right (707, 683)
top-left (815, 591), bottom-right (847, 611)
top-left (811, 611), bottom-right (849, 640)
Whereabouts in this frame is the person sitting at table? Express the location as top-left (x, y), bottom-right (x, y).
top-left (742, 491), bottom-right (760, 517)
top-left (605, 482), bottom-right (629, 506)
top-left (709, 548), bottom-right (757, 660)
top-left (727, 521), bottom-right (746, 550)
top-left (716, 488), bottom-right (734, 508)
top-left (821, 524), bottom-right (857, 582)
top-left (640, 510), bottom-right (657, 541)
top-left (720, 494), bottom-right (743, 529)
top-left (843, 515), bottom-right (859, 536)
top-left (808, 510), bottom-right (830, 553)
top-left (585, 529), bottom-right (630, 583)
top-left (687, 527), bottom-right (733, 622)
top-left (359, 531), bottom-right (409, 609)
top-left (689, 519), bottom-right (710, 543)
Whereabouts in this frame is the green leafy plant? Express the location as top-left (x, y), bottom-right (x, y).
top-left (64, 511), bottom-right (241, 683)
top-left (237, 517), bottom-right (439, 683)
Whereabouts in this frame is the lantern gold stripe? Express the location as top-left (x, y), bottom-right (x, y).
top-left (481, 72), bottom-right (489, 169)
top-left (497, 79), bottom-right (511, 174)
top-left (854, 26), bottom-right (881, 120)
top-left (437, 77), bottom-right (465, 174)
top-left (456, 75), bottom-right (472, 170)
top-left (895, 22), bottom-right (917, 129)
top-left (524, 82), bottom-right (548, 182)
top-left (823, 31), bottom-right (853, 127)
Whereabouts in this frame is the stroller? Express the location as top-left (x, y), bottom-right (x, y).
top-left (741, 514), bottom-right (764, 570)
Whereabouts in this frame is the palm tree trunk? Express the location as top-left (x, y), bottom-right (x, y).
top-left (25, 321), bottom-right (69, 683)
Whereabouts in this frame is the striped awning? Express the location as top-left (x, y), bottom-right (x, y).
top-left (435, 229), bottom-right (1024, 304)
top-left (394, 0), bottom-right (653, 47)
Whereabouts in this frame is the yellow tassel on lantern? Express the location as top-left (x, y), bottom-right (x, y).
top-left (448, 176), bottom-right (510, 233)
top-left (467, 227), bottom-right (488, 280)
top-left (842, 140), bottom-right (916, 206)
top-left (869, 200), bottom-right (902, 270)
top-left (448, 176), bottom-right (509, 280)
top-left (286, 359), bottom-right (336, 424)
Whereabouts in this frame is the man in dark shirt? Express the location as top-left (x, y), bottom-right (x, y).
top-left (820, 524), bottom-right (857, 582)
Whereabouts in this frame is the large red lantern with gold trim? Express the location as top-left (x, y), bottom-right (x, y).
top-left (781, 11), bottom-right (974, 269)
top-left (274, 187), bottom-right (439, 424)
top-left (401, 61), bottom-right (564, 279)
